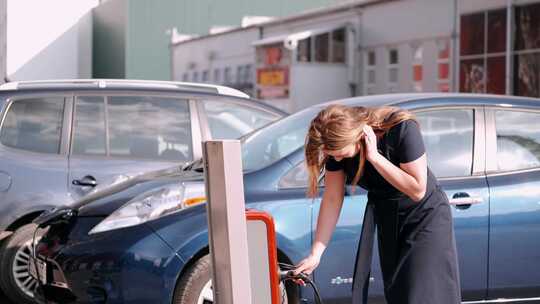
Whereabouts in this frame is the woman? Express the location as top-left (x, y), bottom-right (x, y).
top-left (293, 104), bottom-right (461, 303)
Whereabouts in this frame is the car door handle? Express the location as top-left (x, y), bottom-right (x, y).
top-left (72, 175), bottom-right (97, 187)
top-left (449, 193), bottom-right (483, 209)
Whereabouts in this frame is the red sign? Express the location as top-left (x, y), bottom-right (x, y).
top-left (265, 47), bottom-right (282, 65)
top-left (413, 65), bottom-right (423, 82)
top-left (438, 63), bottom-right (449, 80)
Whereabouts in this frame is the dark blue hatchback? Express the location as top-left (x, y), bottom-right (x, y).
top-left (35, 93), bottom-right (540, 304)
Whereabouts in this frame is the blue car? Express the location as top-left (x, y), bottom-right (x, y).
top-left (35, 93), bottom-right (540, 304)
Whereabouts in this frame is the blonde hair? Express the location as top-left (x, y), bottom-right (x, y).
top-left (304, 104), bottom-right (417, 198)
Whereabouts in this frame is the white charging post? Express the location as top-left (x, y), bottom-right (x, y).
top-left (202, 140), bottom-right (253, 304)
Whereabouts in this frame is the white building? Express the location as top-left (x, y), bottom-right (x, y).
top-left (171, 1), bottom-right (376, 113)
top-left (171, 0), bottom-right (540, 112)
top-left (252, 5), bottom-right (361, 113)
top-left (6, 0), bottom-right (97, 81)
top-left (0, 0), bottom-right (6, 84)
top-left (171, 26), bottom-right (260, 101)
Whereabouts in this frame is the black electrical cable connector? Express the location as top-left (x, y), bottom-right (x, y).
top-left (278, 263), bottom-right (323, 304)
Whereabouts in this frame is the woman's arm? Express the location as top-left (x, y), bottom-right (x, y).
top-left (370, 153), bottom-right (427, 202)
top-left (311, 169), bottom-right (346, 257)
top-left (293, 169), bottom-right (346, 278)
top-left (364, 125), bottom-right (427, 202)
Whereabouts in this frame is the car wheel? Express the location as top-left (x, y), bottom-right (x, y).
top-left (0, 223), bottom-right (44, 304)
top-left (173, 254), bottom-right (295, 304)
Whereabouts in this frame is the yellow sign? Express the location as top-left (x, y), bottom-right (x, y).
top-left (258, 69), bottom-right (288, 86)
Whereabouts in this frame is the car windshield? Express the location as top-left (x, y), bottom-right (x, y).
top-left (241, 107), bottom-right (321, 172)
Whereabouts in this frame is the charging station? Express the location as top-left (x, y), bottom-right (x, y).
top-left (246, 209), bottom-right (280, 304)
top-left (203, 140), bottom-right (281, 304)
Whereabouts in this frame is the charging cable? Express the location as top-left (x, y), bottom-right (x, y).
top-left (278, 263), bottom-right (323, 304)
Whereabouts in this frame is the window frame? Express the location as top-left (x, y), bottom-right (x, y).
top-left (331, 28), bottom-right (347, 63)
top-left (485, 106), bottom-right (540, 175)
top-left (236, 66), bottom-right (243, 84)
top-left (224, 67), bottom-right (232, 84)
top-left (314, 32), bottom-right (330, 63)
top-left (513, 3), bottom-right (540, 97)
top-left (202, 70), bottom-right (209, 83)
top-left (459, 9), bottom-right (507, 94)
top-left (244, 64), bottom-right (253, 84)
top-left (68, 93), bottom-right (198, 162)
top-left (71, 95), bottom-right (107, 157)
top-left (458, 4), bottom-right (540, 97)
top-left (387, 47), bottom-right (399, 92)
top-left (436, 39), bottom-right (452, 92)
top-left (411, 44), bottom-right (423, 92)
top-left (413, 106), bottom-right (483, 179)
top-left (296, 37), bottom-right (312, 62)
top-left (0, 94), bottom-right (72, 156)
top-left (294, 27), bottom-right (348, 65)
top-left (278, 160), bottom-right (325, 190)
top-left (213, 68), bottom-right (221, 83)
top-left (364, 49), bottom-right (377, 95)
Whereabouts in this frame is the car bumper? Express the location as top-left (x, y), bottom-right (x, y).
top-left (35, 216), bottom-right (184, 304)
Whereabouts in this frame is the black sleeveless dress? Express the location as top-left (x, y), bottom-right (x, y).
top-left (325, 120), bottom-right (461, 304)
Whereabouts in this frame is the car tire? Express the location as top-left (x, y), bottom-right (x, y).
top-left (173, 254), bottom-right (296, 304)
top-left (0, 223), bottom-right (44, 304)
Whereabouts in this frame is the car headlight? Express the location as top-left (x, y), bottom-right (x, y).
top-left (89, 183), bottom-right (206, 235)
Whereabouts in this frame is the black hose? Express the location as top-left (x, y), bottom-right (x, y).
top-left (278, 262), bottom-right (324, 304)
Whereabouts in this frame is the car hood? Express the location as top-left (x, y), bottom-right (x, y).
top-left (76, 170), bottom-right (205, 217)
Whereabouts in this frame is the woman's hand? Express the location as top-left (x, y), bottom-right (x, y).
top-left (292, 254), bottom-right (321, 286)
top-left (363, 125), bottom-right (380, 163)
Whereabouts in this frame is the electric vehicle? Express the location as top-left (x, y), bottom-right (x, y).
top-left (34, 93), bottom-right (540, 304)
top-left (0, 79), bottom-right (285, 304)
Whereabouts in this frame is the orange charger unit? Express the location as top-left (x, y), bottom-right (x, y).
top-left (246, 209), bottom-right (280, 304)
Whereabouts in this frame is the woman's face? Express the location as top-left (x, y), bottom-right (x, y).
top-left (323, 142), bottom-right (360, 162)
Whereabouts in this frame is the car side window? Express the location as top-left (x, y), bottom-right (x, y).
top-left (203, 100), bottom-right (280, 139)
top-left (279, 161), bottom-right (309, 188)
top-left (108, 96), bottom-right (192, 161)
top-left (415, 109), bottom-right (474, 178)
top-left (72, 96), bottom-right (192, 161)
top-left (0, 97), bottom-right (65, 154)
top-left (72, 96), bottom-right (106, 155)
top-left (279, 161), bottom-right (325, 189)
top-left (495, 110), bottom-right (540, 171)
